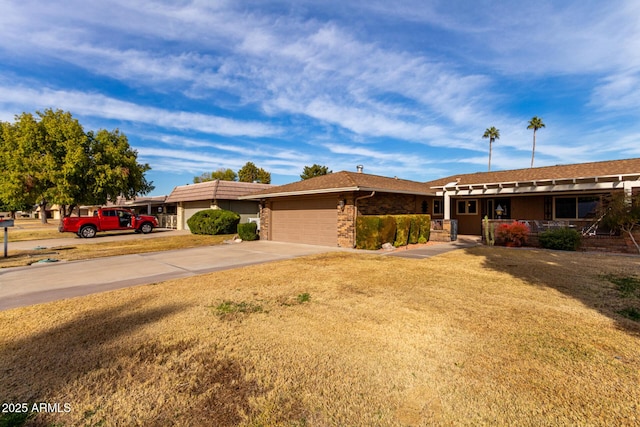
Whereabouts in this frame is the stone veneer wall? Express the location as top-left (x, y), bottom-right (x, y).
top-left (259, 202), bottom-right (270, 241)
top-left (337, 196), bottom-right (355, 247)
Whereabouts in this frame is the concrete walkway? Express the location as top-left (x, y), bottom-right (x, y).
top-left (0, 237), bottom-right (481, 311)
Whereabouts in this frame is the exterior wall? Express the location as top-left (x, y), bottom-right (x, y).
top-left (214, 200), bottom-right (260, 224)
top-left (357, 192), bottom-right (428, 215)
top-left (511, 196), bottom-right (545, 220)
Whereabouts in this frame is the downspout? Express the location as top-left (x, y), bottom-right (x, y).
top-left (353, 191), bottom-right (376, 247)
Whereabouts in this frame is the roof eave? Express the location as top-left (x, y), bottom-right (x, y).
top-left (239, 186), bottom-right (436, 199)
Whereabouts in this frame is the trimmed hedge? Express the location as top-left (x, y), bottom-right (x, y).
top-left (393, 215), bottom-right (411, 247)
top-left (356, 216), bottom-right (381, 250)
top-left (538, 228), bottom-right (581, 251)
top-left (187, 209), bottom-right (240, 235)
top-left (356, 214), bottom-right (431, 249)
top-left (418, 215), bottom-right (431, 243)
top-left (237, 222), bottom-right (259, 241)
top-left (379, 215), bottom-right (397, 246)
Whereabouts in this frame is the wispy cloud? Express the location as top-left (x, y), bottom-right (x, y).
top-left (0, 83), bottom-right (280, 137)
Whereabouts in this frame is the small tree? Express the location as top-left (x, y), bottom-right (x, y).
top-left (238, 162), bottom-right (271, 184)
top-left (300, 164), bottom-right (332, 180)
top-left (194, 168), bottom-right (238, 183)
top-left (601, 192), bottom-right (640, 253)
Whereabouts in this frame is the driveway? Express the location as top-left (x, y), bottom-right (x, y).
top-left (0, 241), bottom-right (355, 311)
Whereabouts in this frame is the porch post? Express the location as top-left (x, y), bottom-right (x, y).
top-left (443, 190), bottom-right (451, 220)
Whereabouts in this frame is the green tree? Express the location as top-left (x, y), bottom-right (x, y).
top-left (527, 116), bottom-right (545, 168)
top-left (238, 162), bottom-right (271, 184)
top-left (84, 128), bottom-right (154, 208)
top-left (300, 164), bottom-right (332, 180)
top-left (194, 168), bottom-right (238, 183)
top-left (0, 109), bottom-right (153, 223)
top-left (601, 192), bottom-right (640, 253)
top-left (482, 127), bottom-right (500, 172)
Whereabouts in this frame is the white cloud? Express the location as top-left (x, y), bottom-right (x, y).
top-left (0, 83), bottom-right (280, 137)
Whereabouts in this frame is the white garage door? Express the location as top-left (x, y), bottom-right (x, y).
top-left (183, 201), bottom-right (212, 230)
top-left (270, 197), bottom-right (338, 246)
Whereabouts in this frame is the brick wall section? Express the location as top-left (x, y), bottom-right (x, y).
top-left (358, 193), bottom-right (424, 215)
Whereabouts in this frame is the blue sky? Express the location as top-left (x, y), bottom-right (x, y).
top-left (1, 0), bottom-right (640, 196)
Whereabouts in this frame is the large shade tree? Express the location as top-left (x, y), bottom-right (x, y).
top-left (527, 116), bottom-right (545, 168)
top-left (482, 127), bottom-right (500, 172)
top-left (0, 109), bottom-right (153, 223)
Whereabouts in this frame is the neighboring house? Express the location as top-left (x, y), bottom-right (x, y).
top-left (240, 170), bottom-right (437, 247)
top-left (425, 158), bottom-right (640, 235)
top-left (165, 180), bottom-right (274, 231)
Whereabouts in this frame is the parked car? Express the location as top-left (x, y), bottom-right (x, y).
top-left (59, 208), bottom-right (158, 238)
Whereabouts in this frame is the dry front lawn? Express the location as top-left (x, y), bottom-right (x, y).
top-left (1, 247), bottom-right (639, 426)
top-left (0, 234), bottom-right (230, 268)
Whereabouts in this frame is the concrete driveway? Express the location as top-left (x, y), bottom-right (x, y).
top-left (0, 241), bottom-right (353, 311)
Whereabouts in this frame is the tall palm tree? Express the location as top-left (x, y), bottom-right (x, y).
top-left (482, 126), bottom-right (500, 172)
top-left (527, 116), bottom-right (545, 168)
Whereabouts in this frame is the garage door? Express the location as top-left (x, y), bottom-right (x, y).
top-left (271, 197), bottom-right (338, 246)
top-left (183, 201), bottom-right (211, 230)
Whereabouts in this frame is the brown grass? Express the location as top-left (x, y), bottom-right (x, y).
top-left (1, 247), bottom-right (639, 426)
top-left (0, 234), bottom-right (231, 268)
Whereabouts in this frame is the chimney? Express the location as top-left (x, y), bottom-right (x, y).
top-left (356, 165), bottom-right (363, 173)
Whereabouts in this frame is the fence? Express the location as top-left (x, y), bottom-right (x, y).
top-left (156, 214), bottom-right (178, 229)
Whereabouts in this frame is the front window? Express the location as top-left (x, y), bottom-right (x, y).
top-left (457, 199), bottom-right (478, 215)
top-left (433, 200), bottom-right (443, 215)
top-left (555, 196), bottom-right (600, 219)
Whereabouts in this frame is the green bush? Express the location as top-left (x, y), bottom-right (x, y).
top-left (418, 215), bottom-right (431, 242)
top-left (538, 228), bottom-right (581, 251)
top-left (187, 209), bottom-right (240, 235)
top-left (394, 215), bottom-right (411, 247)
top-left (237, 222), bottom-right (258, 241)
top-left (356, 216), bottom-right (381, 250)
top-left (408, 215), bottom-right (421, 244)
top-left (379, 215), bottom-right (397, 246)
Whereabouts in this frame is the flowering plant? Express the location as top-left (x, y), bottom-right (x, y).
top-left (495, 221), bottom-right (530, 247)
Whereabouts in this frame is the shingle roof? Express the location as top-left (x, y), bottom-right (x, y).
top-left (241, 171), bottom-right (435, 198)
top-left (166, 180), bottom-right (274, 203)
top-left (424, 158), bottom-right (640, 188)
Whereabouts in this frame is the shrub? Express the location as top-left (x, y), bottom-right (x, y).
top-left (538, 228), bottom-right (581, 251)
top-left (408, 215), bottom-right (421, 244)
top-left (394, 215), bottom-right (411, 247)
top-left (237, 222), bottom-right (258, 241)
top-left (187, 209), bottom-right (240, 235)
top-left (495, 221), bottom-right (530, 247)
top-left (379, 215), bottom-right (397, 246)
top-left (356, 216), bottom-right (381, 250)
top-left (418, 215), bottom-right (431, 242)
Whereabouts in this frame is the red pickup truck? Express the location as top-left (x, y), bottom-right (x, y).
top-left (59, 208), bottom-right (159, 238)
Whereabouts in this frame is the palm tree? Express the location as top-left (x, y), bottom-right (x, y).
top-left (527, 116), bottom-right (545, 168)
top-left (482, 126), bottom-right (500, 172)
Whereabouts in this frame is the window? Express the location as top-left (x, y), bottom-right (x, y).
top-left (554, 196), bottom-right (600, 219)
top-left (103, 210), bottom-right (116, 217)
top-left (433, 200), bottom-right (443, 215)
top-left (456, 199), bottom-right (478, 215)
